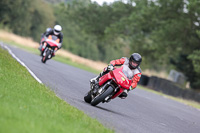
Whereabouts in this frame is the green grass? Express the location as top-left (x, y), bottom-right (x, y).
top-left (0, 47), bottom-right (114, 133)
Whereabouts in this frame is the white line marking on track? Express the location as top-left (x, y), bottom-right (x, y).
top-left (1, 42), bottom-right (43, 84)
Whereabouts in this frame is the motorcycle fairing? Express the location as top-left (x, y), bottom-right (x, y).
top-left (98, 67), bottom-right (132, 99)
top-left (46, 35), bottom-right (60, 47)
top-left (111, 67), bottom-right (131, 89)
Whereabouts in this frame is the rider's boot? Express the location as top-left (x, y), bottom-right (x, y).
top-left (51, 52), bottom-right (55, 58)
top-left (51, 48), bottom-right (58, 58)
top-left (40, 47), bottom-right (44, 56)
top-left (90, 72), bottom-right (104, 84)
top-left (52, 53), bottom-right (55, 57)
top-left (119, 90), bottom-right (128, 99)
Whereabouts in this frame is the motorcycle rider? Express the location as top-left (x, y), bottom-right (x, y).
top-left (90, 53), bottom-right (142, 99)
top-left (42, 27), bottom-right (52, 38)
top-left (39, 25), bottom-right (63, 57)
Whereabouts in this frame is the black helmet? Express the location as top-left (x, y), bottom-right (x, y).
top-left (129, 53), bottom-right (142, 69)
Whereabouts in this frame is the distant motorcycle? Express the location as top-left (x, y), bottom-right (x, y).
top-left (40, 35), bottom-right (60, 63)
top-left (84, 67), bottom-right (131, 106)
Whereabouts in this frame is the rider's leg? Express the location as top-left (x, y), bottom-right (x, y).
top-left (41, 42), bottom-right (47, 52)
top-left (40, 42), bottom-right (47, 56)
top-left (90, 67), bottom-right (110, 83)
top-left (52, 47), bottom-right (58, 57)
top-left (90, 72), bottom-right (102, 83)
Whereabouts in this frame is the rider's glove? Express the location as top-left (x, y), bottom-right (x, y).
top-left (107, 64), bottom-right (114, 71)
top-left (129, 86), bottom-right (134, 91)
top-left (58, 43), bottom-right (62, 49)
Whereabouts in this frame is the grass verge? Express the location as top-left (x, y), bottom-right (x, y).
top-left (0, 47), bottom-right (114, 133)
top-left (53, 55), bottom-right (100, 74)
top-left (138, 85), bottom-right (200, 109)
top-left (0, 39), bottom-right (37, 54)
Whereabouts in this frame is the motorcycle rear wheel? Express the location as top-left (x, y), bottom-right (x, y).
top-left (91, 86), bottom-right (114, 106)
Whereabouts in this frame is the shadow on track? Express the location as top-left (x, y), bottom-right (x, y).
top-left (94, 105), bottom-right (131, 118)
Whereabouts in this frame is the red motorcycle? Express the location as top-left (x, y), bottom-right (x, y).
top-left (84, 67), bottom-right (131, 106)
top-left (41, 35), bottom-right (61, 63)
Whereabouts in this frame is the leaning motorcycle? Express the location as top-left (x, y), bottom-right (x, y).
top-left (84, 67), bottom-right (131, 106)
top-left (41, 35), bottom-right (60, 63)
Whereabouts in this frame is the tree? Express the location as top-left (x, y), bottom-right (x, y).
top-left (0, 0), bottom-right (55, 40)
top-left (105, 0), bottom-right (200, 89)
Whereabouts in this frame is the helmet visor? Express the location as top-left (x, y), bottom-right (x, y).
top-left (55, 29), bottom-right (61, 33)
top-left (130, 61), bottom-right (139, 67)
top-left (129, 60), bottom-right (139, 69)
top-left (54, 30), bottom-right (60, 35)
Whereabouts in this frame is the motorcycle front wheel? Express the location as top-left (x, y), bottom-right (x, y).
top-left (84, 91), bottom-right (92, 103)
top-left (41, 50), bottom-right (51, 63)
top-left (91, 86), bottom-right (114, 106)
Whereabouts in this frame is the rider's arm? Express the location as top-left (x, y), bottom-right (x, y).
top-left (57, 43), bottom-right (62, 49)
top-left (44, 32), bottom-right (50, 37)
top-left (58, 35), bottom-right (63, 49)
top-left (56, 33), bottom-right (63, 49)
top-left (59, 33), bottom-right (63, 43)
top-left (131, 73), bottom-right (141, 89)
top-left (109, 57), bottom-right (126, 66)
top-left (44, 29), bottom-right (53, 37)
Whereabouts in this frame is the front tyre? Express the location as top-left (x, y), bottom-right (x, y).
top-left (41, 50), bottom-right (51, 63)
top-left (41, 56), bottom-right (47, 63)
top-left (91, 86), bottom-right (114, 106)
top-left (84, 91), bottom-right (92, 103)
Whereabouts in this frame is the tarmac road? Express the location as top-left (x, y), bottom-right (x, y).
top-left (3, 44), bottom-right (200, 133)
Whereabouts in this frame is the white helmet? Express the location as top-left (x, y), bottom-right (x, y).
top-left (53, 25), bottom-right (62, 35)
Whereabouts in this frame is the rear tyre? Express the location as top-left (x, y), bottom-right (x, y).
top-left (84, 91), bottom-right (92, 103)
top-left (91, 86), bottom-right (114, 106)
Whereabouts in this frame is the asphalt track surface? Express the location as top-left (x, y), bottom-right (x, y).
top-left (2, 44), bottom-right (200, 133)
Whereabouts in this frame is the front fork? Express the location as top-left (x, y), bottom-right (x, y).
top-left (90, 80), bottom-right (116, 103)
top-left (42, 47), bottom-right (54, 59)
top-left (90, 81), bottom-right (99, 95)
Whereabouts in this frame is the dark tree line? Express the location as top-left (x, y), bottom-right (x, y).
top-left (0, 0), bottom-right (55, 40)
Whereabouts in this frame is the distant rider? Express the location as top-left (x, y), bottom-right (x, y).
top-left (90, 53), bottom-right (142, 99)
top-left (39, 25), bottom-right (63, 57)
top-left (39, 27), bottom-right (52, 49)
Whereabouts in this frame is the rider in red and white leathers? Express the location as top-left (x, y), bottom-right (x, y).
top-left (90, 53), bottom-right (142, 99)
top-left (39, 25), bottom-right (63, 56)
